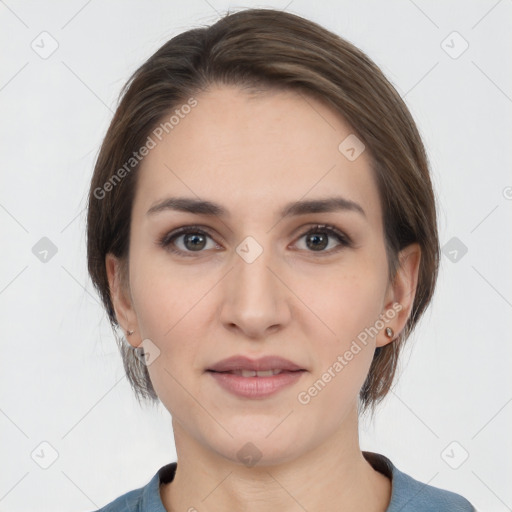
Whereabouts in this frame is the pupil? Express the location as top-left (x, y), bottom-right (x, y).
top-left (185, 233), bottom-right (206, 251)
top-left (307, 233), bottom-right (327, 251)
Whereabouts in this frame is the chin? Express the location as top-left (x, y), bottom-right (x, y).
top-left (205, 421), bottom-right (307, 467)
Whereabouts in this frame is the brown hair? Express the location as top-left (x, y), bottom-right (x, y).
top-left (87, 8), bottom-right (440, 414)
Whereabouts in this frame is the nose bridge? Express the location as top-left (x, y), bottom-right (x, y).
top-left (235, 243), bottom-right (276, 299)
top-left (220, 236), bottom-right (290, 336)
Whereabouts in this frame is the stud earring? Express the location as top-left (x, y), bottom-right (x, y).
top-left (385, 327), bottom-right (394, 339)
top-left (127, 329), bottom-right (134, 336)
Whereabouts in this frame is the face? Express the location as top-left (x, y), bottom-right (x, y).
top-left (107, 85), bottom-right (419, 466)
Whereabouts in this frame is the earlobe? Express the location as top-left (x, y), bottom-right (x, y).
top-left (105, 253), bottom-right (138, 345)
top-left (377, 243), bottom-right (421, 348)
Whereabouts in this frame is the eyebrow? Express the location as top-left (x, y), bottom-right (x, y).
top-left (146, 196), bottom-right (366, 219)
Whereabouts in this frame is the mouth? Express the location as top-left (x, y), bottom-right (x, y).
top-left (207, 369), bottom-right (305, 377)
top-left (207, 368), bottom-right (306, 399)
top-left (206, 355), bottom-right (305, 374)
top-left (205, 355), bottom-right (306, 398)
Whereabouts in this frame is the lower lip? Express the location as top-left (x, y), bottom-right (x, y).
top-left (207, 370), bottom-right (305, 399)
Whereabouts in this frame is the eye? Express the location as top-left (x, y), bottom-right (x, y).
top-left (294, 224), bottom-right (352, 254)
top-left (157, 226), bottom-right (220, 256)
top-left (157, 223), bottom-right (353, 257)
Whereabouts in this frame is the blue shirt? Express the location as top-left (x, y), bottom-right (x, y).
top-left (93, 451), bottom-right (475, 511)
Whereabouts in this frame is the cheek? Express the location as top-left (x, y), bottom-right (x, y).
top-left (294, 259), bottom-right (388, 402)
top-left (129, 244), bottom-right (211, 337)
top-left (129, 256), bottom-right (214, 408)
top-left (294, 258), bottom-right (388, 345)
top-left (298, 358), bottom-right (372, 451)
top-left (296, 277), bottom-right (382, 415)
top-left (137, 298), bottom-right (204, 417)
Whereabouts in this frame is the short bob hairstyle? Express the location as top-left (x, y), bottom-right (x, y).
top-left (87, 8), bottom-right (440, 414)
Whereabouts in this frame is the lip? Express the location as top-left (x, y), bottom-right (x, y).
top-left (206, 355), bottom-right (306, 399)
top-left (208, 370), bottom-right (306, 399)
top-left (207, 355), bottom-right (304, 373)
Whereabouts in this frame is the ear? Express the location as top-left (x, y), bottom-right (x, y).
top-left (105, 253), bottom-right (139, 348)
top-left (377, 243), bottom-right (421, 348)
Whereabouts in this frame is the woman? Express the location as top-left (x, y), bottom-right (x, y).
top-left (87, 8), bottom-right (475, 511)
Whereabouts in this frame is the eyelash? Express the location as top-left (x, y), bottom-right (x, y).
top-left (157, 224), bottom-right (353, 258)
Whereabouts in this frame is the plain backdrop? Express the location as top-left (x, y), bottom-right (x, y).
top-left (1, 1), bottom-right (511, 511)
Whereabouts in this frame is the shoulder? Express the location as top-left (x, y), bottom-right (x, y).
top-left (93, 486), bottom-right (145, 512)
top-left (389, 465), bottom-right (475, 511)
top-left (91, 462), bottom-right (177, 512)
top-left (364, 452), bottom-right (475, 512)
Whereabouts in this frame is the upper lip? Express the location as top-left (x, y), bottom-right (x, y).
top-left (207, 355), bottom-right (305, 372)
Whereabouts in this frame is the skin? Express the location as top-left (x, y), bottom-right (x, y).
top-left (106, 85), bottom-right (421, 512)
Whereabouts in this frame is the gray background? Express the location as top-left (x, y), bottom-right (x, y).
top-left (1, 0), bottom-right (511, 510)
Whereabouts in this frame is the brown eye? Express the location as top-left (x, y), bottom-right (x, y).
top-left (157, 226), bottom-right (220, 256)
top-left (296, 224), bottom-right (352, 253)
top-left (305, 232), bottom-right (329, 251)
top-left (181, 233), bottom-right (207, 251)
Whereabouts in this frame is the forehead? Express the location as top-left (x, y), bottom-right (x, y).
top-left (133, 85), bottom-right (382, 227)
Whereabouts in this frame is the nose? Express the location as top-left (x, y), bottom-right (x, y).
top-left (219, 242), bottom-right (291, 339)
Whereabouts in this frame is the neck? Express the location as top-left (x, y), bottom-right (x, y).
top-left (160, 406), bottom-right (391, 512)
